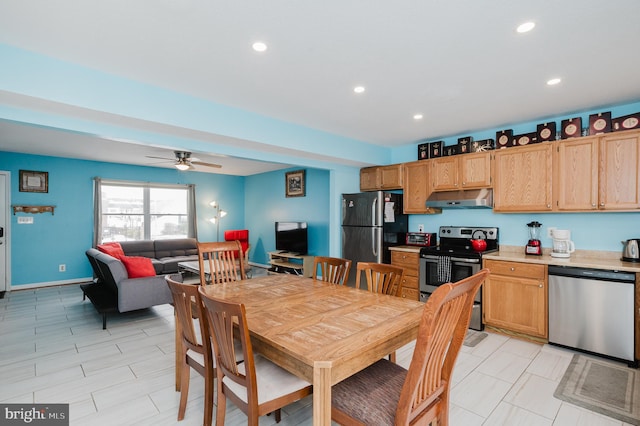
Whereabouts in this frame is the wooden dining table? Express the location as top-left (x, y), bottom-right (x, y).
top-left (199, 273), bottom-right (425, 426)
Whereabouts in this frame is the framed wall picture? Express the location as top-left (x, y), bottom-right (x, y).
top-left (19, 170), bottom-right (48, 193)
top-left (285, 170), bottom-right (306, 197)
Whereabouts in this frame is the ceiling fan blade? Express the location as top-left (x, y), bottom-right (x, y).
top-left (191, 160), bottom-right (222, 168)
top-left (145, 155), bottom-right (175, 161)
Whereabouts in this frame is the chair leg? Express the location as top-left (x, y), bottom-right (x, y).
top-left (203, 372), bottom-right (214, 426)
top-left (389, 351), bottom-right (397, 363)
top-left (215, 392), bottom-right (226, 426)
top-left (175, 310), bottom-right (182, 391)
top-left (177, 357), bottom-right (190, 420)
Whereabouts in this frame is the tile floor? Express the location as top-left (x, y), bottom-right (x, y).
top-left (0, 274), bottom-right (633, 425)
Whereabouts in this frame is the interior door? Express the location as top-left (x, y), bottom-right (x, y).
top-left (0, 172), bottom-right (8, 293)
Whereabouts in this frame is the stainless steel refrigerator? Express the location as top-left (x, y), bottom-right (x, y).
top-left (341, 192), bottom-right (408, 286)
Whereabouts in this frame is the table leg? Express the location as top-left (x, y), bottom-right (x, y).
top-left (312, 361), bottom-right (332, 426)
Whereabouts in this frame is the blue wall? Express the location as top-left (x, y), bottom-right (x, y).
top-left (0, 151), bottom-right (335, 287)
top-left (245, 167), bottom-right (331, 265)
top-left (0, 152), bottom-right (246, 286)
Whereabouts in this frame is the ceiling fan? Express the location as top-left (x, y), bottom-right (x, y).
top-left (146, 151), bottom-right (222, 171)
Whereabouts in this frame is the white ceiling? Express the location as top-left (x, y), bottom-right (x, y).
top-left (1, 0), bottom-right (640, 175)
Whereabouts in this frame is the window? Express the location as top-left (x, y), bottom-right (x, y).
top-left (94, 179), bottom-right (196, 244)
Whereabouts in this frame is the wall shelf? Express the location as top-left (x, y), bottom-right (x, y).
top-left (12, 205), bottom-right (55, 215)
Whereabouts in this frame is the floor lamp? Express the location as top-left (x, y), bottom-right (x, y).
top-left (209, 201), bottom-right (227, 241)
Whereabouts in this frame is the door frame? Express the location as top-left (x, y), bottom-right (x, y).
top-left (0, 171), bottom-right (11, 294)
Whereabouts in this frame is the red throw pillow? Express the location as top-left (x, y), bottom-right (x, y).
top-left (97, 242), bottom-right (125, 259)
top-left (120, 256), bottom-right (156, 278)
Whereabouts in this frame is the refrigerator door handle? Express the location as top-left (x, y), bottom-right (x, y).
top-left (372, 227), bottom-right (378, 257)
top-left (371, 197), bottom-right (378, 227)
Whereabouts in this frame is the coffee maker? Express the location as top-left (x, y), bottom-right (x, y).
top-left (551, 229), bottom-right (575, 258)
top-left (525, 221), bottom-right (542, 255)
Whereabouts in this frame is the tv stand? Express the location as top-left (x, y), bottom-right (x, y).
top-left (268, 251), bottom-right (314, 278)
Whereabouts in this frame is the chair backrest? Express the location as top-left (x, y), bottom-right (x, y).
top-left (197, 241), bottom-right (246, 285)
top-left (355, 262), bottom-right (404, 296)
top-left (223, 229), bottom-right (250, 259)
top-left (198, 288), bottom-right (258, 407)
top-left (165, 275), bottom-right (209, 357)
top-left (313, 256), bottom-right (352, 285)
top-left (395, 268), bottom-right (490, 425)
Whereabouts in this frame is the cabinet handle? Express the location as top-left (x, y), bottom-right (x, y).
top-left (600, 202), bottom-right (605, 206)
top-left (510, 267), bottom-right (515, 271)
top-left (592, 203), bottom-right (597, 208)
top-left (539, 284), bottom-right (543, 288)
top-left (546, 204), bottom-right (551, 208)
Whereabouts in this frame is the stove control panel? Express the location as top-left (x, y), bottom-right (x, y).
top-left (439, 226), bottom-right (498, 241)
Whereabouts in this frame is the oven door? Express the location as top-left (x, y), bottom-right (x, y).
top-left (419, 255), bottom-right (483, 331)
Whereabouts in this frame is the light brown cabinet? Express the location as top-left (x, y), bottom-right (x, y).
top-left (431, 152), bottom-right (492, 192)
top-left (493, 143), bottom-right (553, 212)
top-left (390, 250), bottom-right (420, 301)
top-left (483, 260), bottom-right (548, 339)
top-left (402, 161), bottom-right (441, 214)
top-left (360, 164), bottom-right (403, 191)
top-left (555, 130), bottom-right (640, 210)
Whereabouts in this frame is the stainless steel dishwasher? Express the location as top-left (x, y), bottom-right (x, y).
top-left (548, 265), bottom-right (636, 366)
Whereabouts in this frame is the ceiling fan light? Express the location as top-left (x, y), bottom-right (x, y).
top-left (175, 163), bottom-right (190, 171)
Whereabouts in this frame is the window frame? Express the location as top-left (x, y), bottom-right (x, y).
top-left (93, 178), bottom-right (197, 245)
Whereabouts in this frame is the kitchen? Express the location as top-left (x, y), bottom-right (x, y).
top-left (353, 126), bottom-right (640, 369)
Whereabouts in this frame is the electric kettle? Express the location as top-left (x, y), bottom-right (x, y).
top-left (622, 239), bottom-right (640, 262)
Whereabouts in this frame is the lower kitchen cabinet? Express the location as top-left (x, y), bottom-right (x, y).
top-left (483, 259), bottom-right (548, 339)
top-left (390, 249), bottom-right (420, 301)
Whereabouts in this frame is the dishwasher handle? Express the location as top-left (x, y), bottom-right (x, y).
top-left (548, 265), bottom-right (635, 283)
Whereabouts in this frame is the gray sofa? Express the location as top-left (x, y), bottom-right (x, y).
top-left (83, 238), bottom-right (198, 328)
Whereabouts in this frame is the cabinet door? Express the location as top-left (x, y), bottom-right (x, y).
top-left (460, 152), bottom-right (492, 189)
top-left (380, 164), bottom-right (403, 189)
top-left (360, 167), bottom-right (380, 191)
top-left (431, 156), bottom-right (459, 191)
top-left (493, 144), bottom-right (553, 212)
top-left (555, 137), bottom-right (599, 210)
top-left (403, 161), bottom-right (440, 214)
top-left (483, 273), bottom-right (547, 338)
top-left (599, 131), bottom-right (640, 210)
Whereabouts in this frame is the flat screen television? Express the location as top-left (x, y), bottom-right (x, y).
top-left (275, 222), bottom-right (308, 255)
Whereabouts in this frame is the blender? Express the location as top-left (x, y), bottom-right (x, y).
top-left (525, 221), bottom-right (542, 255)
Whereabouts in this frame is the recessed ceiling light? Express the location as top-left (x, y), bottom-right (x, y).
top-left (413, 114), bottom-right (424, 120)
top-left (517, 22), bottom-right (536, 33)
top-left (353, 86), bottom-right (366, 94)
top-left (252, 41), bottom-right (268, 52)
top-left (547, 78), bottom-right (562, 86)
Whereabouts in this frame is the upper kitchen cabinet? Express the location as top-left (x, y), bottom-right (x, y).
top-left (555, 130), bottom-right (640, 211)
top-left (403, 160), bottom-right (441, 214)
top-left (360, 164), bottom-right (403, 191)
top-left (431, 152), bottom-right (492, 192)
top-left (599, 130), bottom-right (640, 210)
top-left (493, 143), bottom-right (553, 212)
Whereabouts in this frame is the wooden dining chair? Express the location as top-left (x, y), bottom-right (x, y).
top-left (165, 275), bottom-right (214, 425)
top-left (355, 262), bottom-right (404, 296)
top-left (197, 240), bottom-right (246, 285)
top-left (331, 268), bottom-right (490, 426)
top-left (198, 287), bottom-right (313, 426)
top-left (313, 256), bottom-right (352, 285)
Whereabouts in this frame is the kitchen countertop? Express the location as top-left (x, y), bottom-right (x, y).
top-left (483, 246), bottom-right (640, 273)
top-left (389, 244), bottom-right (640, 273)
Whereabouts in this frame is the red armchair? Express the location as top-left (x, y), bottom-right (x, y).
top-left (223, 229), bottom-right (251, 277)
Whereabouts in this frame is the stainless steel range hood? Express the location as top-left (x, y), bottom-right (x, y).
top-left (425, 188), bottom-right (493, 209)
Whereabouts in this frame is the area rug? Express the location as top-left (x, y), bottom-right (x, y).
top-left (463, 330), bottom-right (487, 347)
top-left (554, 354), bottom-right (640, 425)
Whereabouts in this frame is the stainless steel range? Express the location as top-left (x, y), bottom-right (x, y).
top-left (419, 226), bottom-right (499, 331)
